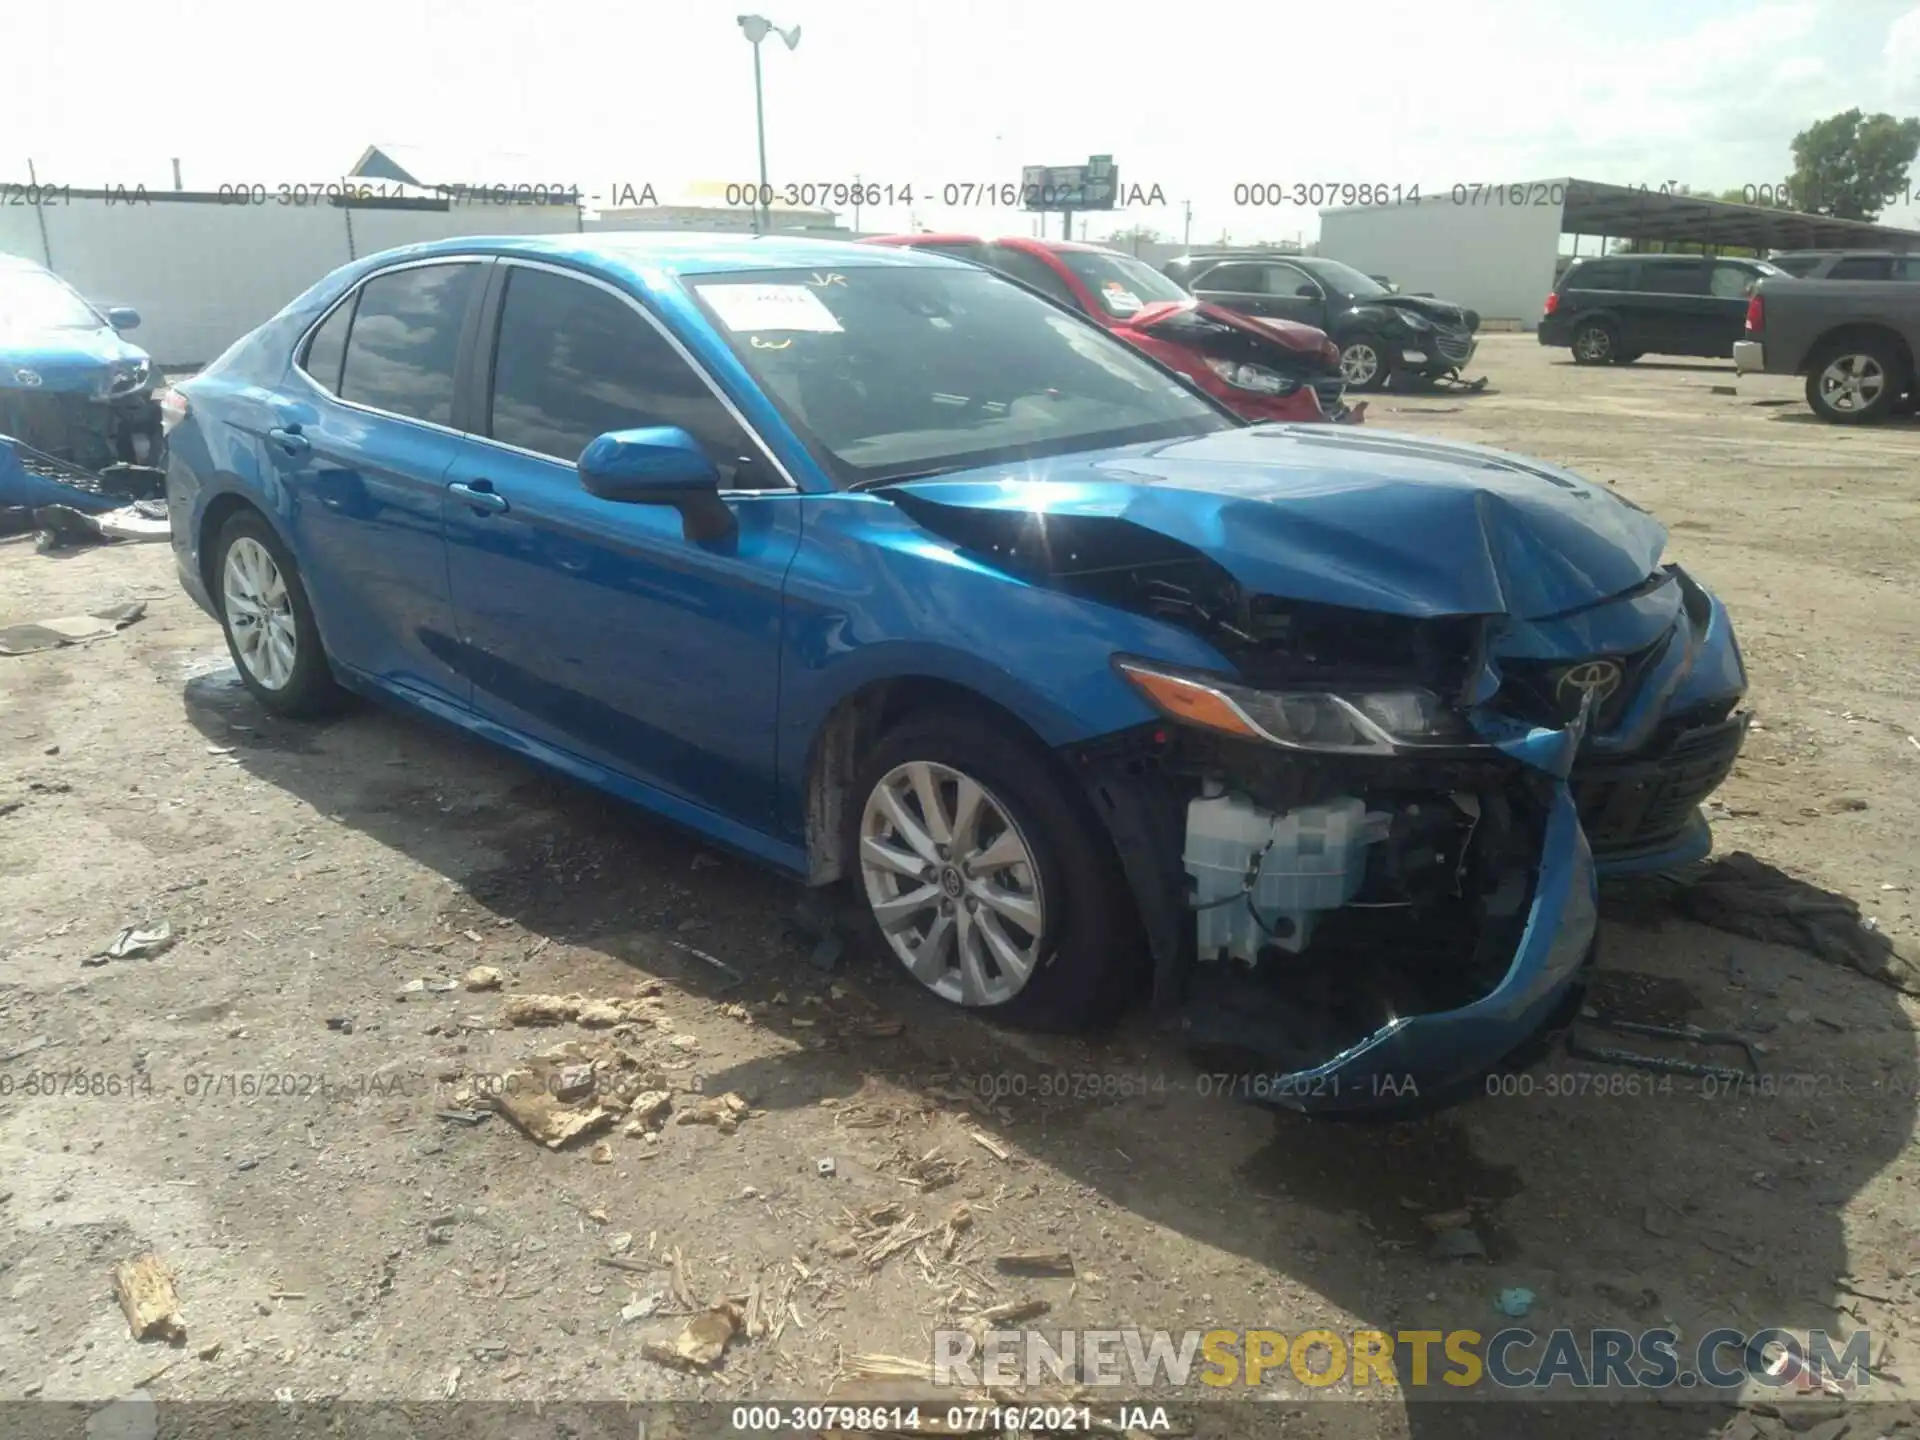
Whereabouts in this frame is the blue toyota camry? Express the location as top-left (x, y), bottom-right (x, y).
top-left (163, 233), bottom-right (1749, 1113)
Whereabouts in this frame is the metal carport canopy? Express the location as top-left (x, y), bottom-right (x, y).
top-left (1559, 178), bottom-right (1920, 252)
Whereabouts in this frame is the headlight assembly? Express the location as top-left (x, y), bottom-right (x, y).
top-left (1397, 311), bottom-right (1432, 331)
top-left (1115, 657), bottom-right (1484, 754)
top-left (1201, 357), bottom-right (1302, 396)
top-left (108, 359), bottom-right (152, 394)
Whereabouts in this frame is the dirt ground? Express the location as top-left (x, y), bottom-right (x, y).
top-left (3, 336), bottom-right (1919, 1440)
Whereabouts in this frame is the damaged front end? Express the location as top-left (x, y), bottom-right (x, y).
top-left (886, 463), bottom-right (1744, 1112)
top-left (1128, 303), bottom-right (1363, 424)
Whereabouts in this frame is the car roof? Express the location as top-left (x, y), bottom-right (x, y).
top-left (0, 253), bottom-right (51, 274)
top-left (866, 233), bottom-right (1126, 258)
top-left (352, 231), bottom-right (968, 284)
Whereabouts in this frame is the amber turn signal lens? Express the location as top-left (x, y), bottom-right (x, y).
top-left (1116, 662), bottom-right (1261, 740)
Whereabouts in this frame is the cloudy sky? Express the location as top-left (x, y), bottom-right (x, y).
top-left (6, 0), bottom-right (1918, 242)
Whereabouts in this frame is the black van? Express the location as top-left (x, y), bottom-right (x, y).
top-left (1539, 254), bottom-right (1787, 364)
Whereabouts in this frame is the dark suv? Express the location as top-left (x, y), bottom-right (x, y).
top-left (1540, 253), bottom-right (1786, 364)
top-left (1164, 253), bottom-right (1479, 390)
top-left (1766, 250), bottom-right (1920, 281)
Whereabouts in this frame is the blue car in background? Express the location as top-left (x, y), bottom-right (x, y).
top-left (163, 234), bottom-right (1750, 1113)
top-left (0, 253), bottom-right (163, 472)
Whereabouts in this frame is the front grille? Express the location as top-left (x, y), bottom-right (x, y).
top-left (1497, 635), bottom-right (1672, 733)
top-left (1572, 714), bottom-right (1748, 856)
top-left (1436, 331), bottom-right (1474, 363)
top-left (1310, 377), bottom-right (1347, 410)
top-left (0, 391), bottom-right (113, 470)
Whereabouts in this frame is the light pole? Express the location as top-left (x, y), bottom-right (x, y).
top-left (736, 14), bottom-right (800, 236)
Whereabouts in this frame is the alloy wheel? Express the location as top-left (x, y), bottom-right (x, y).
top-left (1816, 354), bottom-right (1886, 413)
top-left (223, 536), bottom-right (299, 691)
top-left (857, 760), bottom-right (1046, 1007)
top-left (1340, 342), bottom-right (1381, 386)
top-left (1574, 326), bottom-right (1613, 362)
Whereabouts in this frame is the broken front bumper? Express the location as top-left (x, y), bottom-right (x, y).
top-left (1236, 783), bottom-right (1597, 1114)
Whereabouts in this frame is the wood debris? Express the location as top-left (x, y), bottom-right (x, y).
top-left (941, 1202), bottom-right (973, 1258)
top-left (848, 1202), bottom-right (934, 1273)
top-left (623, 1090), bottom-right (673, 1134)
top-left (967, 1131), bottom-right (1009, 1161)
top-left (113, 1254), bottom-right (186, 1341)
top-left (976, 1297), bottom-right (1050, 1325)
top-left (995, 1250), bottom-right (1075, 1277)
top-left (675, 1092), bottom-right (750, 1134)
top-left (487, 1057), bottom-right (612, 1149)
top-left (642, 1302), bottom-right (743, 1371)
top-left (499, 992), bottom-right (664, 1027)
top-left (463, 966), bottom-right (503, 991)
top-left (894, 1145), bottom-right (962, 1192)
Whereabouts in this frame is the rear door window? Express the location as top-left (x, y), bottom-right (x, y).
top-left (1190, 262), bottom-right (1266, 294)
top-left (1898, 256), bottom-right (1920, 281)
top-left (1708, 263), bottom-right (1764, 298)
top-left (1827, 255), bottom-right (1893, 280)
top-left (1564, 260), bottom-right (1632, 291)
top-left (1633, 260), bottom-right (1708, 295)
top-left (300, 296), bottom-right (355, 394)
top-left (337, 263), bottom-right (479, 427)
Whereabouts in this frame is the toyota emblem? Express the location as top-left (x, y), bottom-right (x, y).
top-left (1555, 659), bottom-right (1624, 707)
top-left (13, 368), bottom-right (43, 387)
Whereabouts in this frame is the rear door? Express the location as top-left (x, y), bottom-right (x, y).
top-left (1187, 261), bottom-right (1279, 320)
top-left (1620, 258), bottom-right (1706, 354)
top-left (276, 257), bottom-right (485, 706)
top-left (1256, 261), bottom-right (1332, 327)
top-left (439, 259), bottom-right (802, 828)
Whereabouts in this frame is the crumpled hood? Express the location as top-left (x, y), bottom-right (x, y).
top-left (0, 325), bottom-right (148, 394)
top-left (1123, 299), bottom-right (1328, 356)
top-left (1363, 293), bottom-right (1479, 331)
top-left (888, 425), bottom-right (1667, 621)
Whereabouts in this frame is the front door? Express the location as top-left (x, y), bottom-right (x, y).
top-left (440, 261), bottom-right (802, 830)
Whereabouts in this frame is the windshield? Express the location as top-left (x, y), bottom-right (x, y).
top-left (0, 268), bottom-right (104, 330)
top-left (1051, 250), bottom-right (1192, 318)
top-left (1300, 259), bottom-right (1391, 299)
top-left (689, 265), bottom-right (1231, 489)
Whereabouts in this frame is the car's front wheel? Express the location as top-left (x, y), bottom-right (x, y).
top-left (1338, 337), bottom-right (1393, 391)
top-left (845, 710), bottom-right (1142, 1029)
top-left (1571, 320), bottom-right (1617, 364)
top-left (214, 510), bottom-right (343, 717)
top-left (1806, 339), bottom-right (1904, 424)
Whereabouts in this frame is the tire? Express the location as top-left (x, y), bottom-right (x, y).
top-left (1571, 319), bottom-right (1617, 364)
top-left (844, 708), bottom-right (1143, 1030)
top-left (213, 509), bottom-right (343, 718)
top-left (1805, 337), bottom-right (1904, 424)
top-left (1337, 336), bottom-right (1393, 391)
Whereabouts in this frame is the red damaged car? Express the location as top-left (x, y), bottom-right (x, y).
top-left (863, 235), bottom-right (1362, 424)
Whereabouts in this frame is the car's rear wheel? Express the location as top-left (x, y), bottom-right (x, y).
top-left (1571, 320), bottom-right (1617, 364)
top-left (1338, 337), bottom-right (1392, 390)
top-left (215, 511), bottom-right (342, 718)
top-left (846, 710), bottom-right (1142, 1030)
top-left (1805, 339), bottom-right (1903, 424)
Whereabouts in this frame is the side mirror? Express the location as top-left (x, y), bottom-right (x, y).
top-left (1294, 283), bottom-right (1319, 298)
top-left (106, 307), bottom-right (142, 332)
top-left (577, 426), bottom-right (736, 543)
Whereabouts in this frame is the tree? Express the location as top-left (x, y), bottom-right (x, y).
top-left (1788, 109), bottom-right (1920, 221)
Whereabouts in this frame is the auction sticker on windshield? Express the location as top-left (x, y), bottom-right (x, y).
top-left (1104, 284), bottom-right (1143, 314)
top-left (697, 283), bottom-right (843, 333)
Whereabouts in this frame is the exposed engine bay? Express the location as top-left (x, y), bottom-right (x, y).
top-left (885, 476), bottom-right (1745, 1098)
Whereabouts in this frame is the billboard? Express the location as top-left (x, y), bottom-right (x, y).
top-left (1020, 155), bottom-right (1119, 211)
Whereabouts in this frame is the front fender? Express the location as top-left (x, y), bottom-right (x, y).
top-left (775, 491), bottom-right (1235, 837)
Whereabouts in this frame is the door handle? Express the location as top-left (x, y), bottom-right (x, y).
top-left (448, 479), bottom-right (509, 514)
top-left (267, 426), bottom-right (310, 458)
